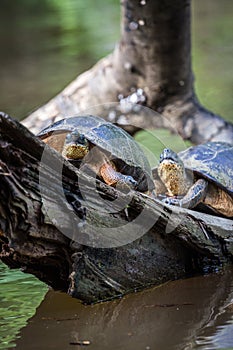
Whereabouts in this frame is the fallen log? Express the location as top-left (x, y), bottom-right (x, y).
top-left (0, 112), bottom-right (232, 304)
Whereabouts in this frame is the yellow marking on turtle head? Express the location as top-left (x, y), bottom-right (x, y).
top-left (158, 160), bottom-right (187, 196)
top-left (62, 144), bottom-right (89, 160)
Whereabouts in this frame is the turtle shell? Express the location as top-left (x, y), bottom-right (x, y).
top-left (38, 115), bottom-right (154, 192)
top-left (178, 142), bottom-right (233, 196)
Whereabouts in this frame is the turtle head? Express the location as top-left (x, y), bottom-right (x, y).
top-left (62, 130), bottom-right (89, 160)
top-left (158, 148), bottom-right (186, 196)
top-left (159, 148), bottom-right (183, 166)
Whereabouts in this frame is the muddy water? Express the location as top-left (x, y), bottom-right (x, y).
top-left (15, 267), bottom-right (233, 350)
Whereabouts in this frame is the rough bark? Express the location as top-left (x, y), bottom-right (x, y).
top-left (0, 112), bottom-right (232, 303)
top-left (23, 0), bottom-right (233, 145)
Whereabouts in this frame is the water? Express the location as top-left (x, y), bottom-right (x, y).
top-left (0, 0), bottom-right (233, 349)
top-left (0, 263), bottom-right (48, 349)
top-left (13, 267), bottom-right (233, 350)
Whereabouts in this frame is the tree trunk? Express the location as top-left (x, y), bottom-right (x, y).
top-left (0, 112), bottom-right (232, 303)
top-left (23, 0), bottom-right (233, 145)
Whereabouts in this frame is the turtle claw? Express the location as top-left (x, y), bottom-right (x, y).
top-left (123, 176), bottom-right (138, 189)
top-left (117, 175), bottom-right (138, 192)
top-left (162, 197), bottom-right (181, 206)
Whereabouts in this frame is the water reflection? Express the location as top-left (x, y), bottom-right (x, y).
top-left (16, 267), bottom-right (233, 350)
top-left (195, 300), bottom-right (233, 349)
top-left (0, 263), bottom-right (48, 349)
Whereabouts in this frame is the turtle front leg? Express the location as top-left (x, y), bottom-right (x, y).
top-left (163, 178), bottom-right (208, 209)
top-left (100, 162), bottom-right (138, 190)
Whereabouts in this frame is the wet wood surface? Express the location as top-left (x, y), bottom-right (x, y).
top-left (0, 112), bottom-right (232, 303)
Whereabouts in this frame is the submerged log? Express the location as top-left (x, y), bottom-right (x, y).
top-left (0, 112), bottom-right (232, 303)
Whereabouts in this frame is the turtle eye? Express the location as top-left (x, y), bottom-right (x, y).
top-left (71, 131), bottom-right (80, 142)
top-left (159, 149), bottom-right (168, 162)
top-left (164, 148), bottom-right (171, 157)
top-left (66, 133), bottom-right (72, 142)
top-left (78, 134), bottom-right (87, 144)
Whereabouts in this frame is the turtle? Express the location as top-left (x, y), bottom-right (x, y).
top-left (38, 115), bottom-right (154, 193)
top-left (152, 142), bottom-right (233, 217)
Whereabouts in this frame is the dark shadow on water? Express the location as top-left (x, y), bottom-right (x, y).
top-left (16, 266), bottom-right (233, 350)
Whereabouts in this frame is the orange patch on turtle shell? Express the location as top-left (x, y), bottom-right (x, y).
top-left (204, 184), bottom-right (233, 217)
